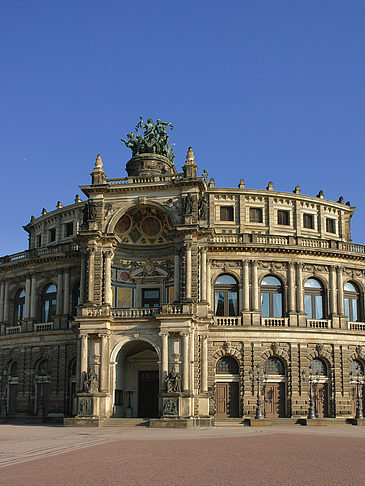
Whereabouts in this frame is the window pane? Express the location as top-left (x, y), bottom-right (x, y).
top-left (261, 293), bottom-right (270, 317)
top-left (216, 274), bottom-right (237, 285)
top-left (315, 295), bottom-right (323, 319)
top-left (45, 284), bottom-right (57, 294)
top-left (277, 210), bottom-right (290, 226)
top-left (304, 278), bottom-right (322, 289)
top-left (305, 295), bottom-right (312, 318)
top-left (344, 298), bottom-right (350, 321)
top-left (249, 207), bottom-right (263, 223)
top-left (352, 299), bottom-right (358, 322)
top-left (273, 294), bottom-right (282, 317)
top-left (44, 301), bottom-right (50, 322)
top-left (344, 282), bottom-right (356, 292)
top-left (261, 276), bottom-right (281, 286)
top-left (228, 292), bottom-right (238, 316)
top-left (220, 206), bottom-right (234, 221)
top-left (215, 292), bottom-right (225, 316)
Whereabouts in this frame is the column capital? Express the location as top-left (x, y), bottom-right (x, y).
top-left (201, 334), bottom-right (208, 341)
top-left (98, 331), bottom-right (110, 339)
top-left (80, 333), bottom-right (89, 340)
top-left (181, 331), bottom-right (190, 337)
top-left (159, 331), bottom-right (169, 338)
top-left (200, 247), bottom-right (207, 255)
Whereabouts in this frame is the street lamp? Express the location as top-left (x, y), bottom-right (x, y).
top-left (249, 364), bottom-right (268, 419)
top-left (302, 368), bottom-right (319, 419)
top-left (350, 370), bottom-right (364, 420)
top-left (0, 370), bottom-right (8, 417)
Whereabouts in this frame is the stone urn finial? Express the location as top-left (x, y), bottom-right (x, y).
top-left (95, 154), bottom-right (103, 170)
top-left (186, 147), bottom-right (195, 165)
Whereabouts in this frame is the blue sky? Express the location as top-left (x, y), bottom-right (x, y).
top-left (1, 1), bottom-right (364, 255)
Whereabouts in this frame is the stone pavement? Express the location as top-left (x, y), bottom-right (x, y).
top-left (1, 425), bottom-right (365, 485)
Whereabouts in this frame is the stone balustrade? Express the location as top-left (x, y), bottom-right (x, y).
top-left (262, 317), bottom-right (288, 327)
top-left (306, 319), bottom-right (332, 329)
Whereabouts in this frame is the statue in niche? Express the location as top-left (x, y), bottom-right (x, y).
top-left (199, 196), bottom-right (208, 220)
top-left (165, 368), bottom-right (182, 393)
top-left (82, 201), bottom-right (97, 223)
top-left (83, 369), bottom-right (99, 393)
top-left (184, 193), bottom-right (194, 215)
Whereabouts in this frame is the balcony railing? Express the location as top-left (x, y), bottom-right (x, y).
top-left (106, 173), bottom-right (184, 185)
top-left (262, 317), bottom-right (288, 327)
top-left (306, 319), bottom-right (332, 329)
top-left (5, 326), bottom-right (22, 335)
top-left (111, 307), bottom-right (160, 318)
top-left (34, 322), bottom-right (54, 332)
top-left (0, 242), bottom-right (79, 265)
top-left (347, 321), bottom-right (365, 331)
top-left (213, 316), bottom-right (241, 326)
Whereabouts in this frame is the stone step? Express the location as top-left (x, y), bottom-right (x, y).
top-left (100, 418), bottom-right (149, 427)
top-left (301, 418), bottom-right (350, 426)
top-left (247, 418), bottom-right (300, 427)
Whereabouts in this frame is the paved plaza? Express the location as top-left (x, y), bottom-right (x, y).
top-left (1, 425), bottom-right (365, 485)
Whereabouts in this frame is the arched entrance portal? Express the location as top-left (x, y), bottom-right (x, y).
top-left (114, 341), bottom-right (159, 418)
top-left (264, 357), bottom-right (286, 418)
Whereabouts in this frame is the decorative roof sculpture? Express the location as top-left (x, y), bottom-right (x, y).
top-left (121, 116), bottom-right (175, 163)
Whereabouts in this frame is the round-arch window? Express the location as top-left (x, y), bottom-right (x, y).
top-left (216, 356), bottom-right (239, 374)
top-left (9, 361), bottom-right (17, 377)
top-left (265, 357), bottom-right (285, 375)
top-left (214, 274), bottom-right (238, 316)
top-left (310, 358), bottom-right (327, 376)
top-left (304, 278), bottom-right (324, 319)
top-left (260, 275), bottom-right (283, 318)
top-left (350, 360), bottom-right (364, 376)
top-left (42, 284), bottom-right (57, 322)
top-left (14, 288), bottom-right (26, 323)
top-left (344, 282), bottom-right (359, 322)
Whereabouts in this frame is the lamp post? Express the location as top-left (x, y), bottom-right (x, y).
top-left (350, 370), bottom-right (364, 420)
top-left (249, 364), bottom-right (268, 419)
top-left (302, 368), bottom-right (319, 419)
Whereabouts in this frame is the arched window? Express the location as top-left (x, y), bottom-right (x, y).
top-left (260, 276), bottom-right (283, 317)
top-left (214, 275), bottom-right (238, 316)
top-left (9, 361), bottom-right (17, 377)
top-left (310, 358), bottom-right (327, 376)
top-left (216, 356), bottom-right (239, 374)
top-left (264, 357), bottom-right (285, 375)
top-left (41, 284), bottom-right (57, 322)
top-left (350, 360), bottom-right (364, 377)
top-left (14, 288), bottom-right (25, 323)
top-left (344, 282), bottom-right (360, 322)
top-left (304, 278), bottom-right (324, 319)
top-left (37, 360), bottom-right (48, 376)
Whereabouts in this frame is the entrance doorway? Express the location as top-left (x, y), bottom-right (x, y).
top-left (264, 357), bottom-right (287, 418)
top-left (313, 383), bottom-right (328, 418)
top-left (215, 356), bottom-right (240, 418)
top-left (114, 340), bottom-right (159, 418)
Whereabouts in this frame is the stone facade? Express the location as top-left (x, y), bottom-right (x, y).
top-left (0, 145), bottom-right (365, 423)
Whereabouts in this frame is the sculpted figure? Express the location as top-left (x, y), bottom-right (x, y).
top-left (165, 368), bottom-right (182, 393)
top-left (88, 201), bottom-right (97, 221)
top-left (184, 193), bottom-right (194, 215)
top-left (83, 369), bottom-right (99, 393)
top-left (199, 196), bottom-right (208, 220)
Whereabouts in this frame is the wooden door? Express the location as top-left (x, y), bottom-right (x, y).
top-left (350, 384), bottom-right (364, 417)
top-left (138, 371), bottom-right (159, 417)
top-left (216, 382), bottom-right (239, 418)
top-left (314, 383), bottom-right (328, 418)
top-left (264, 383), bottom-right (286, 418)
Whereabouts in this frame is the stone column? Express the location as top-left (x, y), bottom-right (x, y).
top-left (63, 270), bottom-right (70, 315)
top-left (160, 332), bottom-right (169, 383)
top-left (251, 260), bottom-right (259, 311)
top-left (174, 249), bottom-right (180, 302)
top-left (0, 281), bottom-right (4, 322)
top-left (296, 263), bottom-right (304, 313)
top-left (288, 262), bottom-right (296, 313)
top-left (99, 333), bottom-right (109, 392)
top-left (330, 266), bottom-right (337, 315)
top-left (201, 334), bottom-right (208, 393)
top-left (24, 276), bottom-right (31, 319)
top-left (200, 248), bottom-right (207, 301)
top-left (243, 260), bottom-right (250, 311)
top-left (3, 280), bottom-right (9, 322)
top-left (80, 254), bottom-right (86, 305)
top-left (87, 247), bottom-right (95, 303)
top-left (182, 332), bottom-right (190, 391)
top-left (337, 267), bottom-right (344, 316)
top-left (206, 261), bottom-right (211, 306)
top-left (80, 334), bottom-right (89, 389)
top-left (56, 271), bottom-right (63, 315)
top-left (30, 275), bottom-right (37, 319)
top-left (186, 244), bottom-right (192, 300)
top-left (103, 250), bottom-right (113, 306)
